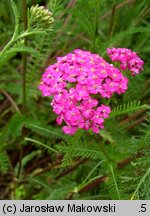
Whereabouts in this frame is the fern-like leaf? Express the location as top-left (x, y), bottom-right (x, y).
top-left (110, 101), bottom-right (149, 118)
top-left (11, 0), bottom-right (20, 38)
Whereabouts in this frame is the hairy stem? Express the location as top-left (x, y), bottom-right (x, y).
top-left (17, 0), bottom-right (28, 180)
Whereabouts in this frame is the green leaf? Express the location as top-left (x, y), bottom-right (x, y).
top-left (110, 101), bottom-right (149, 118)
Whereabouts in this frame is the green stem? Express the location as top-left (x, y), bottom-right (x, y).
top-left (92, 0), bottom-right (99, 51)
top-left (22, 0), bottom-right (28, 113)
top-left (0, 0), bottom-right (19, 56)
top-left (99, 142), bottom-right (114, 163)
top-left (0, 37), bottom-right (15, 56)
top-left (17, 0), bottom-right (28, 179)
top-left (131, 167), bottom-right (150, 200)
top-left (82, 161), bottom-right (103, 184)
top-left (108, 4), bottom-right (116, 38)
top-left (16, 145), bottom-right (24, 179)
top-left (0, 30), bottom-right (43, 58)
top-left (99, 142), bottom-right (120, 199)
top-left (109, 164), bottom-right (121, 200)
top-left (18, 30), bottom-right (45, 40)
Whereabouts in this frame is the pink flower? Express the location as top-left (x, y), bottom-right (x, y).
top-left (97, 105), bottom-right (111, 118)
top-left (64, 107), bottom-right (81, 123)
top-left (75, 84), bottom-right (89, 101)
top-left (103, 78), bottom-right (119, 93)
top-left (107, 48), bottom-right (144, 76)
top-left (91, 124), bottom-right (100, 134)
top-left (82, 108), bottom-right (94, 119)
top-left (39, 48), bottom-right (144, 135)
top-left (79, 98), bottom-right (98, 109)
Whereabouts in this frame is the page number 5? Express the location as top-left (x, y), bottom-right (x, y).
top-left (139, 204), bottom-right (146, 212)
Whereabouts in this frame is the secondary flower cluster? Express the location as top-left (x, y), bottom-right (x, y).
top-left (39, 49), bottom-right (130, 134)
top-left (107, 48), bottom-right (144, 76)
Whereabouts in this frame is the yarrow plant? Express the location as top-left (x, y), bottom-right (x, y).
top-left (39, 48), bottom-right (144, 135)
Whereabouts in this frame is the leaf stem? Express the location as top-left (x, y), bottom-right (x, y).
top-left (24, 137), bottom-right (58, 153)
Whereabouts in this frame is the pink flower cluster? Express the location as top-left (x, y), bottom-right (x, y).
top-left (39, 49), bottom-right (134, 135)
top-left (107, 48), bottom-right (144, 76)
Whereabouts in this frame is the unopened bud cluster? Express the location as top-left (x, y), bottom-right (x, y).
top-left (29, 5), bottom-right (54, 30)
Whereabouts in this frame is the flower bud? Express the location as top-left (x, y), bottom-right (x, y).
top-left (29, 4), bottom-right (54, 31)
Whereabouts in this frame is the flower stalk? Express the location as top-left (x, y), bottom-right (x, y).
top-left (22, 0), bottom-right (28, 113)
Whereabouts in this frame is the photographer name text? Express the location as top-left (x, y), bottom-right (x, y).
top-left (18, 203), bottom-right (116, 213)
